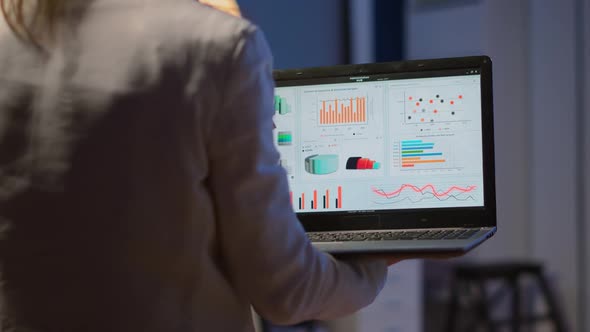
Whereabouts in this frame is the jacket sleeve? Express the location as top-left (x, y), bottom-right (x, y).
top-left (206, 26), bottom-right (388, 325)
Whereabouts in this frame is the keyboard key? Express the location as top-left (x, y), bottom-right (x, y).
top-left (443, 230), bottom-right (465, 239)
top-left (418, 231), bottom-right (440, 239)
top-left (458, 230), bottom-right (479, 239)
top-left (308, 229), bottom-right (479, 242)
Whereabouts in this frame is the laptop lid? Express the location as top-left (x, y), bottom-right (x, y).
top-left (273, 56), bottom-right (496, 233)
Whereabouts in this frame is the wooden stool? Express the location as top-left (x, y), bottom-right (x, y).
top-left (445, 262), bottom-right (566, 332)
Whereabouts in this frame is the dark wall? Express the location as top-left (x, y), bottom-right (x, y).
top-left (374, 1), bottom-right (405, 62)
top-left (238, 0), bottom-right (348, 69)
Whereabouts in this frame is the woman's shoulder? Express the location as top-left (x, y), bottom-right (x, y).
top-left (77, 0), bottom-right (262, 70)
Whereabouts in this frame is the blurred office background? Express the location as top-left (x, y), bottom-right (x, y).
top-left (238, 0), bottom-right (589, 331)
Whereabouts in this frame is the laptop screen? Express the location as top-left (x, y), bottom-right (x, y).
top-left (273, 57), bottom-right (496, 231)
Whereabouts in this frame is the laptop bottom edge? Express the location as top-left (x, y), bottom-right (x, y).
top-left (314, 227), bottom-right (496, 255)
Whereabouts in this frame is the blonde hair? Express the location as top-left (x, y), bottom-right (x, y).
top-left (1, 0), bottom-right (66, 47)
top-left (1, 0), bottom-right (243, 46)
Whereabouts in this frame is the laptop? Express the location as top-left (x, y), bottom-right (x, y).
top-left (272, 56), bottom-right (496, 254)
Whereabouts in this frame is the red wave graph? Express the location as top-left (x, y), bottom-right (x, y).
top-left (372, 184), bottom-right (476, 199)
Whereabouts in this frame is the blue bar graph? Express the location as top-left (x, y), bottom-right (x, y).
top-left (402, 145), bottom-right (434, 150)
top-left (401, 152), bottom-right (444, 157)
top-left (400, 139), bottom-right (446, 168)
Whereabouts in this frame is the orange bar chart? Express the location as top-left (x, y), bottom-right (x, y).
top-left (294, 186), bottom-right (343, 210)
top-left (313, 190), bottom-right (318, 210)
top-left (319, 97), bottom-right (367, 125)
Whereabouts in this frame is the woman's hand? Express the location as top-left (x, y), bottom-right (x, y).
top-left (336, 252), bottom-right (465, 266)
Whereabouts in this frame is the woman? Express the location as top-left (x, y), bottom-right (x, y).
top-left (0, 1), bottom-right (391, 331)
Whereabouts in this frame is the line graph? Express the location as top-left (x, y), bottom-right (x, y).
top-left (372, 184), bottom-right (476, 199)
top-left (370, 183), bottom-right (481, 208)
top-left (372, 191), bottom-right (476, 205)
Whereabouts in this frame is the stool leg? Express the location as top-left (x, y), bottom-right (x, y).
top-left (510, 277), bottom-right (521, 332)
top-left (477, 278), bottom-right (495, 332)
top-left (536, 274), bottom-right (567, 332)
top-left (445, 278), bottom-right (460, 332)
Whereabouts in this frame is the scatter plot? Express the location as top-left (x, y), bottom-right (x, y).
top-left (404, 91), bottom-right (467, 124)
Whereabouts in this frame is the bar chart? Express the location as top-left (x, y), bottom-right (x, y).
top-left (398, 139), bottom-right (446, 168)
top-left (291, 186), bottom-right (343, 211)
top-left (274, 95), bottom-right (291, 115)
top-left (319, 97), bottom-right (367, 125)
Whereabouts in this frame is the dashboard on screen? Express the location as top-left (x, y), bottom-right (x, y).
top-left (273, 71), bottom-right (484, 214)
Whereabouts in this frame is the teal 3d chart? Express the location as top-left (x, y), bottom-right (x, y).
top-left (305, 154), bottom-right (339, 175)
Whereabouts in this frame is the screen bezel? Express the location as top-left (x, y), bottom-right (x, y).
top-left (273, 56), bottom-right (496, 232)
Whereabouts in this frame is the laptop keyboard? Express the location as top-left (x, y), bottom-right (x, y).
top-left (308, 229), bottom-right (479, 242)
